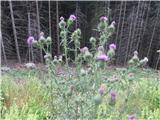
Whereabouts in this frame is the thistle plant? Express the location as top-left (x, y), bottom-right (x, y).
top-left (71, 28), bottom-right (81, 63)
top-left (128, 51), bottom-right (149, 68)
top-left (97, 16), bottom-right (115, 46)
top-left (59, 15), bottom-right (76, 66)
top-left (27, 32), bottom-right (52, 60)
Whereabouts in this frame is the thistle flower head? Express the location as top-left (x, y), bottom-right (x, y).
top-left (80, 47), bottom-right (88, 54)
top-left (27, 36), bottom-right (34, 45)
top-left (143, 57), bottom-right (148, 62)
top-left (98, 84), bottom-right (106, 95)
top-left (39, 32), bottom-right (44, 37)
top-left (109, 43), bottom-right (116, 50)
top-left (134, 51), bottom-right (138, 55)
top-left (110, 90), bottom-right (117, 100)
top-left (98, 46), bottom-right (104, 52)
top-left (128, 114), bottom-right (136, 120)
top-left (96, 54), bottom-right (109, 61)
top-left (60, 16), bottom-right (64, 21)
top-left (100, 16), bottom-right (108, 22)
top-left (69, 15), bottom-right (76, 21)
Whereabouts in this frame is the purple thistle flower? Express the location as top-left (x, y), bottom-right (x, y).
top-left (109, 43), bottom-right (116, 50)
top-left (128, 114), bottom-right (136, 120)
top-left (27, 36), bottom-right (34, 45)
top-left (69, 15), bottom-right (76, 21)
top-left (100, 16), bottom-right (108, 21)
top-left (80, 47), bottom-right (88, 54)
top-left (60, 16), bottom-right (64, 21)
top-left (96, 54), bottom-right (109, 61)
top-left (98, 84), bottom-right (106, 96)
top-left (110, 90), bottom-right (117, 101)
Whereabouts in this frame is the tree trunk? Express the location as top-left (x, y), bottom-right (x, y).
top-left (28, 12), bottom-right (34, 62)
top-left (56, 1), bottom-right (60, 55)
top-left (36, 0), bottom-right (43, 62)
top-left (9, 0), bottom-right (21, 63)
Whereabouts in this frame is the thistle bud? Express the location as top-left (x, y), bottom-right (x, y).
top-left (44, 53), bottom-right (52, 59)
top-left (58, 55), bottom-right (63, 63)
top-left (94, 94), bottom-right (102, 105)
top-left (98, 84), bottom-right (106, 96)
top-left (109, 90), bottom-right (117, 106)
top-left (80, 68), bottom-right (87, 76)
top-left (98, 46), bottom-right (104, 52)
top-left (84, 51), bottom-right (93, 61)
top-left (59, 20), bottom-right (66, 29)
top-left (46, 37), bottom-right (52, 42)
top-left (89, 37), bottom-right (96, 44)
top-left (80, 47), bottom-right (88, 54)
top-left (138, 57), bottom-right (148, 67)
top-left (76, 28), bottom-right (81, 36)
top-left (53, 56), bottom-right (58, 65)
top-left (128, 114), bottom-right (136, 120)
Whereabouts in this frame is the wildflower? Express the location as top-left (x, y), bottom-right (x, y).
top-left (128, 114), bottom-right (136, 120)
top-left (109, 43), bottom-right (116, 50)
top-left (98, 46), bottom-right (105, 52)
top-left (27, 36), bottom-right (34, 45)
top-left (109, 90), bottom-right (117, 106)
top-left (128, 51), bottom-right (139, 66)
top-left (100, 16), bottom-right (108, 22)
top-left (60, 16), bottom-right (64, 21)
top-left (110, 90), bottom-right (117, 101)
top-left (39, 32), bottom-right (44, 37)
top-left (69, 15), bottom-right (76, 21)
top-left (98, 84), bottom-right (106, 96)
top-left (96, 54), bottom-right (109, 61)
top-left (80, 47), bottom-right (88, 54)
top-left (59, 20), bottom-right (66, 29)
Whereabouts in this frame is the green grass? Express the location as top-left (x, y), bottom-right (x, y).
top-left (1, 67), bottom-right (160, 120)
